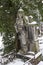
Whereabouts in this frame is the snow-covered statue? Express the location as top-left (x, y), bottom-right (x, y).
top-left (15, 7), bottom-right (29, 54)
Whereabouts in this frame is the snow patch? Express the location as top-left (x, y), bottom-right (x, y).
top-left (18, 8), bottom-right (24, 12)
top-left (25, 55), bottom-right (34, 59)
top-left (31, 21), bottom-right (37, 25)
top-left (29, 15), bottom-right (33, 18)
top-left (7, 58), bottom-right (32, 65)
top-left (27, 51), bottom-right (35, 55)
top-left (42, 1), bottom-right (43, 3)
top-left (0, 5), bottom-right (3, 8)
top-left (0, 36), bottom-right (4, 49)
top-left (28, 21), bottom-right (37, 25)
top-left (7, 58), bottom-right (24, 65)
top-left (35, 52), bottom-right (41, 59)
top-left (37, 61), bottom-right (43, 65)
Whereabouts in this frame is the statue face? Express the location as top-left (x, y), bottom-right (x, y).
top-left (18, 12), bottom-right (23, 18)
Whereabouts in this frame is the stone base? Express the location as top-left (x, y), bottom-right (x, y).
top-left (18, 46), bottom-right (28, 54)
top-left (31, 41), bottom-right (39, 53)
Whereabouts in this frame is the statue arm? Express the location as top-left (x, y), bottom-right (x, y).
top-left (14, 23), bottom-right (18, 33)
top-left (23, 16), bottom-right (29, 26)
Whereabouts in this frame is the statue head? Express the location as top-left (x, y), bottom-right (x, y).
top-left (29, 15), bottom-right (33, 22)
top-left (17, 7), bottom-right (24, 18)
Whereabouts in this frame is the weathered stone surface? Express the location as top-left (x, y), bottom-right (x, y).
top-left (15, 7), bottom-right (39, 54)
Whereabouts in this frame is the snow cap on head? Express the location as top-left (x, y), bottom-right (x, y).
top-left (29, 15), bottom-right (33, 18)
top-left (18, 7), bottom-right (24, 12)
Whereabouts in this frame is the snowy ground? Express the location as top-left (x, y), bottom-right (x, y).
top-left (37, 61), bottom-right (43, 65)
top-left (0, 35), bottom-right (32, 65)
top-left (6, 36), bottom-right (43, 65)
top-left (7, 58), bottom-right (32, 65)
top-left (7, 58), bottom-right (24, 65)
top-left (0, 35), bottom-right (43, 65)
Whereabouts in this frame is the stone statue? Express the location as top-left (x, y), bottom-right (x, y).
top-left (15, 7), bottom-right (35, 54)
top-left (15, 8), bottom-right (29, 54)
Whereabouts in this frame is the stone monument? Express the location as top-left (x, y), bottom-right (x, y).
top-left (15, 7), bottom-right (28, 54)
top-left (15, 8), bottom-right (39, 54)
